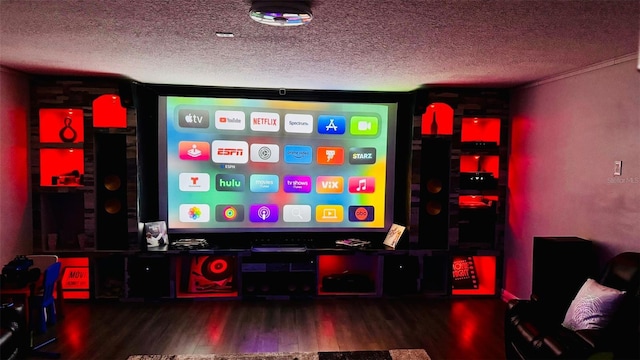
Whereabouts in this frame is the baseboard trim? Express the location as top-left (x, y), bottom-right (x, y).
top-left (501, 289), bottom-right (519, 302)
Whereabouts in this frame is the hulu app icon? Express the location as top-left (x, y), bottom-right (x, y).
top-left (350, 116), bottom-right (379, 136)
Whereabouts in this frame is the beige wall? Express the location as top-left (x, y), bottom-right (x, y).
top-left (0, 67), bottom-right (32, 266)
top-left (505, 58), bottom-right (640, 299)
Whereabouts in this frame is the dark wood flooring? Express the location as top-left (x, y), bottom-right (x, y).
top-left (32, 297), bottom-right (507, 360)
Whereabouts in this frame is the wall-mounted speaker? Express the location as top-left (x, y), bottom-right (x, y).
top-left (96, 133), bottom-right (128, 250)
top-left (419, 137), bottom-right (451, 249)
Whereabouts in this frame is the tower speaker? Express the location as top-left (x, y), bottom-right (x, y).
top-left (532, 237), bottom-right (596, 319)
top-left (419, 137), bottom-right (451, 249)
top-left (383, 255), bottom-right (419, 295)
top-left (96, 133), bottom-right (128, 250)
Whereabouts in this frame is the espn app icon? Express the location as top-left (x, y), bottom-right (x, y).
top-left (211, 140), bottom-right (249, 164)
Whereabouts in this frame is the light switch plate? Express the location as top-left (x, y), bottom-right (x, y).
top-left (614, 160), bottom-right (622, 176)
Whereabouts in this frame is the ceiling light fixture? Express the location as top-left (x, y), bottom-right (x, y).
top-left (249, 1), bottom-right (313, 27)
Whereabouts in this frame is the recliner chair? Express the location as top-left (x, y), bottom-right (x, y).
top-left (505, 252), bottom-right (640, 359)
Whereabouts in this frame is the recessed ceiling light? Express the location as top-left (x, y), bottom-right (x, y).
top-left (215, 32), bottom-right (235, 38)
top-left (249, 1), bottom-right (312, 27)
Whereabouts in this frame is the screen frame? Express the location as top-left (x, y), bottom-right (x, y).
top-left (137, 84), bottom-right (414, 246)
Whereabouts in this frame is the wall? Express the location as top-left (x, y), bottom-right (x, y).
top-left (0, 67), bottom-right (32, 265)
top-left (505, 57), bottom-right (640, 299)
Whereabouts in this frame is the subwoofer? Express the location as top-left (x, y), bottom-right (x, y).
top-left (96, 133), bottom-right (128, 250)
top-left (419, 137), bottom-right (451, 249)
top-left (187, 256), bottom-right (235, 293)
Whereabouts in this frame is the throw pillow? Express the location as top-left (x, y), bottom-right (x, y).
top-left (562, 278), bottom-right (626, 331)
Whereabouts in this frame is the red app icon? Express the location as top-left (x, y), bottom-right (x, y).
top-left (348, 177), bottom-right (375, 193)
top-left (179, 141), bottom-right (210, 161)
top-left (317, 147), bottom-right (344, 165)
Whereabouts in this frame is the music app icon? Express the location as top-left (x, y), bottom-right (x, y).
top-left (348, 177), bottom-right (375, 193)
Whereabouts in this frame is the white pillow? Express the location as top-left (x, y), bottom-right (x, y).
top-left (562, 278), bottom-right (626, 331)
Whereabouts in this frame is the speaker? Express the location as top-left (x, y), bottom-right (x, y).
top-left (419, 137), bottom-right (451, 249)
top-left (128, 256), bottom-right (170, 298)
top-left (186, 256), bottom-right (235, 293)
top-left (532, 237), bottom-right (596, 319)
top-left (421, 255), bottom-right (449, 295)
top-left (96, 133), bottom-right (128, 250)
top-left (118, 80), bottom-right (139, 109)
top-left (458, 204), bottom-right (496, 248)
top-left (383, 255), bottom-right (419, 295)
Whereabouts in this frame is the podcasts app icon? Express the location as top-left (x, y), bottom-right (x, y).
top-left (215, 205), bottom-right (244, 222)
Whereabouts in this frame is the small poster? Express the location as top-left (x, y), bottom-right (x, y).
top-left (144, 221), bottom-right (168, 251)
top-left (452, 256), bottom-right (479, 289)
top-left (383, 223), bottom-right (406, 249)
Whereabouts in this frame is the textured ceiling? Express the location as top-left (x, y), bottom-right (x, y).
top-left (1, 0), bottom-right (638, 91)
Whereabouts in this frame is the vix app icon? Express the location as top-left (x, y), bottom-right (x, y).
top-left (178, 109), bottom-right (210, 128)
top-left (249, 204), bottom-right (279, 223)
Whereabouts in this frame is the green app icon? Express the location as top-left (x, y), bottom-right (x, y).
top-left (350, 116), bottom-right (379, 135)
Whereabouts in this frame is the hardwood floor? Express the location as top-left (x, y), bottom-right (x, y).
top-left (33, 297), bottom-right (507, 360)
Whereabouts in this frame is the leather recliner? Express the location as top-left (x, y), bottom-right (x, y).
top-left (0, 303), bottom-right (27, 360)
top-left (505, 252), bottom-right (640, 359)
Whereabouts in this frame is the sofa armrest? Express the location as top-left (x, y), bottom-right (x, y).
top-left (506, 299), bottom-right (599, 359)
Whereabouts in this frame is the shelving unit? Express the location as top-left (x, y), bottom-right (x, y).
top-left (36, 108), bottom-right (88, 252)
top-left (411, 88), bottom-right (509, 297)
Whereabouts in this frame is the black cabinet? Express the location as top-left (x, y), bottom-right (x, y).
top-left (532, 236), bottom-right (596, 318)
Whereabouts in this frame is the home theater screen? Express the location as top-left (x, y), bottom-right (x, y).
top-left (157, 93), bottom-right (408, 237)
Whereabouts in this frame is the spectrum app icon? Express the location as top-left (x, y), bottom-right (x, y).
top-left (249, 204), bottom-right (279, 223)
top-left (215, 204), bottom-right (244, 222)
top-left (179, 173), bottom-right (210, 192)
top-left (179, 204), bottom-right (210, 222)
top-left (350, 116), bottom-right (379, 136)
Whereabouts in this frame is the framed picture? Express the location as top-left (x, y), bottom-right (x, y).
top-left (144, 221), bottom-right (168, 251)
